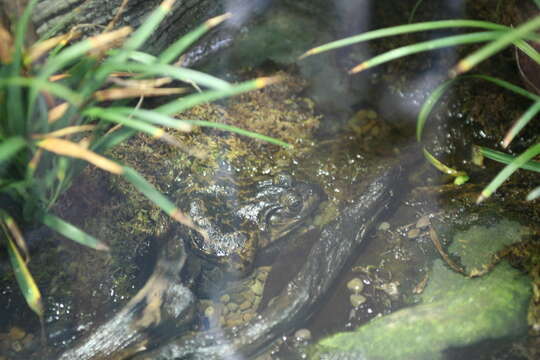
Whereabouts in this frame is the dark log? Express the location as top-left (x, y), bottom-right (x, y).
top-left (31, 0), bottom-right (223, 53)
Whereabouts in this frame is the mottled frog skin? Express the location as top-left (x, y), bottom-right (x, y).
top-left (182, 173), bottom-right (324, 295)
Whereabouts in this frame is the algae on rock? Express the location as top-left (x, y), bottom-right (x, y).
top-left (310, 220), bottom-right (532, 360)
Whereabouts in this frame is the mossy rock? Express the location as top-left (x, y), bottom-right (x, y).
top-left (309, 220), bottom-right (532, 360)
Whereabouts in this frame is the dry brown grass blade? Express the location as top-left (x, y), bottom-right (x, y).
top-left (37, 137), bottom-right (124, 174)
top-left (429, 226), bottom-right (466, 274)
top-left (48, 102), bottom-right (69, 123)
top-left (0, 214), bottom-right (29, 262)
top-left (32, 125), bottom-right (96, 139)
top-left (94, 87), bottom-right (187, 101)
top-left (88, 26), bottom-right (133, 56)
top-left (27, 31), bottom-right (81, 63)
top-left (103, 0), bottom-right (129, 33)
top-left (110, 76), bottom-right (173, 88)
top-left (0, 21), bottom-right (13, 63)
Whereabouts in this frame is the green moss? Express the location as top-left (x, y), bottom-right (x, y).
top-left (310, 220), bottom-right (532, 360)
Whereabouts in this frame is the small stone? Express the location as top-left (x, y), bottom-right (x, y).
top-left (257, 267), bottom-right (271, 280)
top-left (407, 228), bottom-right (420, 239)
top-left (346, 278), bottom-right (364, 293)
top-left (242, 312), bottom-right (255, 322)
top-left (204, 305), bottom-right (215, 318)
top-left (225, 315), bottom-right (243, 328)
top-left (379, 281), bottom-right (400, 299)
top-left (294, 328), bottom-right (312, 342)
top-left (11, 340), bottom-right (22, 352)
top-left (251, 280), bottom-right (264, 296)
top-left (220, 294), bottom-right (230, 303)
top-left (378, 222), bottom-right (390, 231)
top-left (227, 302), bottom-right (239, 312)
top-left (239, 300), bottom-right (252, 311)
top-left (8, 327), bottom-right (25, 341)
top-left (416, 215), bottom-right (430, 229)
top-left (350, 294), bottom-right (367, 307)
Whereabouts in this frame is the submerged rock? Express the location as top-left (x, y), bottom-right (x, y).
top-left (309, 219), bottom-right (532, 360)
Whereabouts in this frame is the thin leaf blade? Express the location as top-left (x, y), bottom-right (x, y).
top-left (41, 213), bottom-right (109, 251)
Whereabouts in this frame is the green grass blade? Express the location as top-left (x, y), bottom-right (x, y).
top-left (119, 0), bottom-right (174, 55)
top-left (39, 26), bottom-right (132, 83)
top-left (122, 166), bottom-right (195, 229)
top-left (7, 0), bottom-right (40, 135)
top-left (503, 100), bottom-right (540, 147)
top-left (5, 234), bottom-right (44, 318)
top-left (1, 76), bottom-right (83, 105)
top-left (41, 213), bottom-right (109, 250)
top-left (350, 31), bottom-right (502, 73)
top-left (156, 77), bottom-right (278, 115)
top-left (417, 78), bottom-right (457, 141)
top-left (159, 13), bottom-right (231, 64)
top-left (101, 62), bottom-right (231, 90)
top-left (422, 147), bottom-right (468, 178)
top-left (112, 107), bottom-right (192, 131)
top-left (478, 143), bottom-right (540, 202)
top-left (471, 75), bottom-right (540, 101)
top-left (514, 39), bottom-right (540, 65)
top-left (478, 146), bottom-right (540, 172)
top-left (91, 127), bottom-right (137, 153)
top-left (113, 107), bottom-right (290, 147)
top-left (417, 75), bottom-right (540, 143)
top-left (187, 120), bottom-right (291, 148)
top-left (0, 137), bottom-right (27, 164)
top-left (408, 0), bottom-right (425, 24)
top-left (526, 186), bottom-right (540, 201)
top-left (454, 14), bottom-right (540, 74)
top-left (300, 20), bottom-right (508, 58)
top-left (127, 50), bottom-right (158, 64)
top-left (84, 107), bottom-right (171, 140)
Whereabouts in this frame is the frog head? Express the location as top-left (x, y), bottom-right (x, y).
top-left (238, 174), bottom-right (325, 247)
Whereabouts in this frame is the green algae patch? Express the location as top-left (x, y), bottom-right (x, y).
top-left (310, 220), bottom-right (532, 360)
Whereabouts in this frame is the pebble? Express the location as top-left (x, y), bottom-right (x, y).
top-left (407, 228), bottom-right (420, 239)
top-left (416, 215), bottom-right (430, 229)
top-left (379, 282), bottom-right (400, 299)
top-left (227, 302), bottom-right (239, 312)
top-left (8, 327), bottom-right (25, 341)
top-left (294, 328), bottom-right (312, 342)
top-left (378, 222), bottom-right (390, 231)
top-left (350, 294), bottom-right (367, 307)
top-left (346, 278), bottom-right (364, 293)
top-left (11, 341), bottom-right (22, 352)
top-left (251, 280), bottom-right (264, 296)
top-left (239, 300), bottom-right (252, 311)
top-left (242, 312), bottom-right (255, 322)
top-left (204, 305), bottom-right (215, 318)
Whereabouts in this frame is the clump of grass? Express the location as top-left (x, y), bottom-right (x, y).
top-left (0, 0), bottom-right (287, 320)
top-left (301, 5), bottom-right (540, 202)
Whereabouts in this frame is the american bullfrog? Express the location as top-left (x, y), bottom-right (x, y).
top-left (55, 172), bottom-right (324, 360)
top-left (181, 173), bottom-right (324, 298)
top-left (131, 155), bottom-right (415, 360)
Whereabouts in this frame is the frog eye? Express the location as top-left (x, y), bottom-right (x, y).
top-left (281, 192), bottom-right (303, 213)
top-left (273, 173), bottom-right (294, 187)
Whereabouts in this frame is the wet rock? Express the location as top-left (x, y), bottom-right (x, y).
top-left (349, 294), bottom-right (367, 308)
top-left (346, 278), bottom-right (364, 294)
top-left (294, 328), bottom-right (312, 342)
top-left (309, 219), bottom-right (532, 360)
